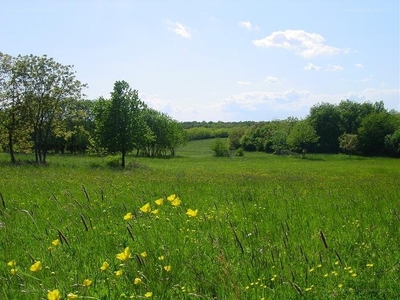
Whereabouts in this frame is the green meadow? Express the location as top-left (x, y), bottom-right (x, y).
top-left (0, 140), bottom-right (399, 299)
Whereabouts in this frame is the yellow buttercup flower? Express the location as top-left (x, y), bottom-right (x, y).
top-left (116, 247), bottom-right (132, 261)
top-left (115, 269), bottom-right (123, 276)
top-left (100, 261), bottom-right (109, 271)
top-left (144, 292), bottom-right (153, 298)
top-left (10, 268), bottom-right (17, 275)
top-left (155, 198), bottom-right (164, 206)
top-left (124, 212), bottom-right (133, 220)
top-left (140, 251), bottom-right (147, 258)
top-left (167, 194), bottom-right (176, 201)
top-left (47, 289), bottom-right (61, 300)
top-left (186, 209), bottom-right (198, 217)
top-left (52, 239), bottom-right (60, 246)
top-left (30, 261), bottom-right (42, 272)
top-left (366, 263), bottom-right (374, 267)
top-left (67, 293), bottom-right (79, 300)
top-left (83, 279), bottom-right (92, 287)
top-left (164, 265), bottom-right (172, 272)
top-left (140, 203), bottom-right (151, 213)
top-left (171, 198), bottom-right (181, 207)
top-left (134, 277), bottom-right (142, 284)
top-left (7, 260), bottom-right (16, 267)
top-left (151, 209), bottom-right (159, 215)
top-left (158, 255), bottom-right (165, 261)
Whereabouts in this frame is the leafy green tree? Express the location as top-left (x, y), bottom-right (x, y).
top-left (338, 133), bottom-right (358, 157)
top-left (287, 120), bottom-right (319, 157)
top-left (358, 112), bottom-right (397, 155)
top-left (13, 54), bottom-right (86, 164)
top-left (228, 127), bottom-right (247, 150)
top-left (384, 129), bottom-right (400, 157)
top-left (308, 102), bottom-right (342, 153)
top-left (95, 81), bottom-right (145, 168)
top-left (211, 139), bottom-right (230, 157)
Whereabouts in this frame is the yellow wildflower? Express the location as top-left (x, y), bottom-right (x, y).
top-left (100, 261), bottom-right (109, 271)
top-left (10, 268), bottom-right (17, 275)
top-left (140, 252), bottom-right (147, 258)
top-left (67, 293), bottom-right (79, 300)
top-left (167, 194), bottom-right (176, 201)
top-left (134, 277), bottom-right (142, 285)
top-left (151, 209), bottom-right (159, 215)
top-left (155, 198), bottom-right (164, 206)
top-left (83, 279), bottom-right (92, 287)
top-left (124, 212), bottom-right (133, 220)
top-left (186, 209), bottom-right (198, 217)
top-left (171, 198), bottom-right (181, 207)
top-left (164, 265), bottom-right (172, 272)
top-left (47, 289), bottom-right (61, 300)
top-left (140, 203), bottom-right (151, 213)
top-left (305, 286), bottom-right (313, 292)
top-left (338, 283), bottom-right (343, 289)
top-left (116, 247), bottom-right (131, 261)
top-left (158, 255), bottom-right (165, 260)
top-left (30, 261), bottom-right (42, 272)
top-left (115, 269), bottom-right (123, 276)
top-left (144, 292), bottom-right (153, 298)
top-left (52, 239), bottom-right (60, 246)
top-left (366, 263), bottom-right (373, 267)
top-left (7, 260), bottom-right (16, 267)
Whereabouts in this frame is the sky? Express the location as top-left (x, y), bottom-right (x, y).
top-left (1, 0), bottom-right (399, 122)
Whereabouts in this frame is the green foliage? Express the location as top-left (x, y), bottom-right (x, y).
top-left (384, 129), bottom-right (400, 157)
top-left (339, 133), bottom-right (359, 157)
top-left (287, 120), bottom-right (319, 156)
top-left (211, 139), bottom-right (231, 157)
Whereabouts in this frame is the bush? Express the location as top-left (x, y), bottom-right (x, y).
top-left (211, 139), bottom-right (231, 157)
top-left (235, 147), bottom-right (244, 156)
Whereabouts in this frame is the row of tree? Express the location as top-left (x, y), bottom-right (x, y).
top-left (229, 100), bottom-right (400, 157)
top-left (0, 53), bottom-right (186, 167)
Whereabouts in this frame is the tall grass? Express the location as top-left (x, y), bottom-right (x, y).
top-left (0, 145), bottom-right (399, 299)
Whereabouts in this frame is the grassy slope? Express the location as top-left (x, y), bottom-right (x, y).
top-left (0, 141), bottom-right (399, 299)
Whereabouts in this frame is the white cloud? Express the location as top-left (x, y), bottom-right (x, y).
top-left (237, 80), bottom-right (252, 85)
top-left (264, 76), bottom-right (280, 83)
top-left (325, 64), bottom-right (344, 72)
top-left (304, 63), bottom-right (321, 71)
top-left (355, 63), bottom-right (365, 68)
top-left (253, 29), bottom-right (349, 58)
top-left (238, 20), bottom-right (259, 31)
top-left (166, 20), bottom-right (191, 38)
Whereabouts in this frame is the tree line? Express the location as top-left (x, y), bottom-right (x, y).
top-left (0, 53), bottom-right (186, 167)
top-left (228, 100), bottom-right (400, 157)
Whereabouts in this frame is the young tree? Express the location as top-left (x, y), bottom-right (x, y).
top-left (287, 120), bottom-right (319, 158)
top-left (95, 81), bottom-right (145, 168)
top-left (338, 133), bottom-right (358, 157)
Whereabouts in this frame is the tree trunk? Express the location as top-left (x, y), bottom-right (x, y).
top-left (8, 131), bottom-right (16, 164)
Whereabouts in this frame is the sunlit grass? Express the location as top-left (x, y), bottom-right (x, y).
top-left (0, 146), bottom-right (399, 299)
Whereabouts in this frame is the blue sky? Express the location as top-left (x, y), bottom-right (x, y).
top-left (1, 0), bottom-right (399, 121)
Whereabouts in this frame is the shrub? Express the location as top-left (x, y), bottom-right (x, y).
top-left (211, 139), bottom-right (231, 157)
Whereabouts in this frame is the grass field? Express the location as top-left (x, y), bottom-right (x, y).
top-left (1, 140), bottom-right (399, 299)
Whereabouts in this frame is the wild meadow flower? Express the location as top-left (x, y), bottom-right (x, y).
top-left (52, 239), bottom-right (60, 246)
top-left (7, 260), bottom-right (16, 267)
top-left (171, 198), bottom-right (181, 207)
top-left (366, 263), bottom-right (374, 267)
top-left (140, 203), bottom-right (151, 213)
top-left (158, 255), bottom-right (165, 261)
top-left (100, 261), bottom-right (109, 271)
top-left (134, 277), bottom-right (142, 284)
top-left (124, 212), bottom-right (133, 220)
top-left (140, 251), bottom-right (147, 258)
top-left (115, 269), bottom-right (123, 276)
top-left (83, 279), bottom-right (92, 287)
top-left (116, 247), bottom-right (132, 261)
top-left (30, 261), bottom-right (42, 272)
top-left (47, 289), bottom-right (60, 300)
top-left (155, 198), bottom-right (164, 206)
top-left (167, 194), bottom-right (176, 201)
top-left (164, 265), bottom-right (172, 272)
top-left (186, 209), bottom-right (198, 217)
top-left (10, 268), bottom-right (17, 275)
top-left (151, 209), bottom-right (159, 215)
top-left (144, 291), bottom-right (153, 298)
top-left (67, 293), bottom-right (78, 300)
top-left (338, 283), bottom-right (343, 289)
